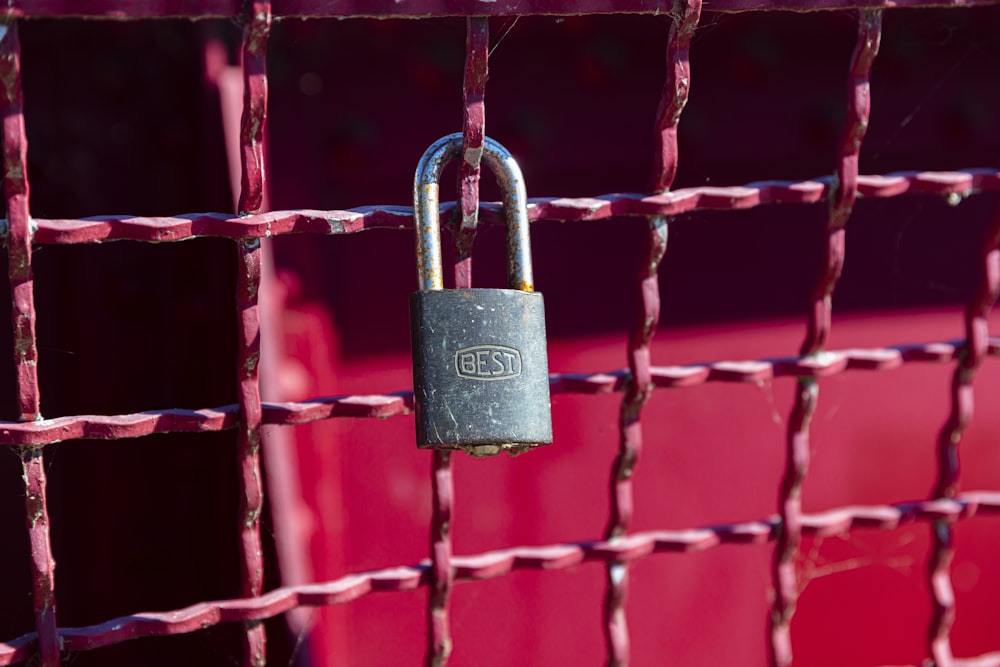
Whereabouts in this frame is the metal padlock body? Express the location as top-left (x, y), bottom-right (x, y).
top-left (411, 288), bottom-right (551, 452)
top-left (409, 133), bottom-right (552, 455)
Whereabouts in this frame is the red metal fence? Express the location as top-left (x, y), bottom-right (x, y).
top-left (2, 2), bottom-right (1000, 666)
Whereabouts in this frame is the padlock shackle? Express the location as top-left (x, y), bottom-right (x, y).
top-left (413, 132), bottom-right (534, 292)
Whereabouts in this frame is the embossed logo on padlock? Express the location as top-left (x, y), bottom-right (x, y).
top-left (455, 345), bottom-right (522, 381)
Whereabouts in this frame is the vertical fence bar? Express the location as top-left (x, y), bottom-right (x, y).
top-left (236, 234), bottom-right (265, 667)
top-left (1, 21), bottom-right (60, 667)
top-left (239, 2), bottom-right (270, 216)
top-left (237, 3), bottom-right (271, 666)
top-left (768, 12), bottom-right (881, 667)
top-left (455, 15), bottom-right (488, 255)
top-left (1, 22), bottom-right (36, 426)
top-left (428, 451), bottom-right (454, 667)
top-left (427, 18), bottom-right (488, 667)
top-left (603, 3), bottom-right (699, 665)
top-left (927, 185), bottom-right (1000, 666)
top-left (649, 0), bottom-right (700, 196)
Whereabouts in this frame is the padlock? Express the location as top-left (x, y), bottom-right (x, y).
top-left (409, 132), bottom-right (552, 457)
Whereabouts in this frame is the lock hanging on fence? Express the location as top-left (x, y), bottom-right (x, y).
top-left (409, 133), bottom-right (553, 457)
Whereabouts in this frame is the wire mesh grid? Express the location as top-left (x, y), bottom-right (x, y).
top-left (1, 2), bottom-right (1000, 666)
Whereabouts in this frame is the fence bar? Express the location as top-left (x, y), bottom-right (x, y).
top-left (769, 12), bottom-right (881, 666)
top-left (1, 23), bottom-right (36, 424)
top-left (603, 2), bottom-right (699, 664)
top-left (0, 337), bottom-right (994, 446)
top-left (1, 21), bottom-right (60, 667)
top-left (5, 0), bottom-right (1000, 19)
top-left (0, 338), bottom-right (984, 447)
top-left (457, 17), bottom-right (487, 235)
top-left (3, 492), bottom-right (1000, 663)
top-left (239, 2), bottom-right (270, 216)
top-left (426, 18), bottom-right (489, 667)
top-left (236, 3), bottom-right (271, 666)
top-left (20, 168), bottom-right (1000, 246)
top-left (649, 0), bottom-right (700, 195)
top-left (927, 176), bottom-right (1000, 667)
top-left (0, 7), bottom-right (996, 667)
top-left (451, 16), bottom-right (487, 296)
top-left (428, 452), bottom-right (454, 667)
top-left (236, 235), bottom-right (266, 667)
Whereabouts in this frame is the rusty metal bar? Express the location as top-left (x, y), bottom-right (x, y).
top-left (3, 492), bottom-right (1000, 664)
top-left (6, 0), bottom-right (1000, 19)
top-left (20, 168), bottom-right (1000, 245)
top-left (927, 176), bottom-right (1000, 666)
top-left (235, 3), bottom-right (271, 665)
top-left (1, 20), bottom-right (59, 667)
top-left (769, 11), bottom-right (881, 666)
top-left (603, 1), bottom-right (699, 664)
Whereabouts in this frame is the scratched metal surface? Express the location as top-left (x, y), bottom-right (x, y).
top-left (1, 3), bottom-right (1000, 667)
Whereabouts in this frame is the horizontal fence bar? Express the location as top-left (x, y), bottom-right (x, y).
top-left (6, 0), bottom-right (1000, 19)
top-left (0, 338), bottom-right (993, 446)
top-left (11, 168), bottom-right (999, 245)
top-left (1, 491), bottom-right (998, 663)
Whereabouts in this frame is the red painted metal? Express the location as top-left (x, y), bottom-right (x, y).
top-left (457, 17), bottom-right (487, 236)
top-left (4, 4), bottom-right (1000, 667)
top-left (235, 4), bottom-right (271, 666)
top-left (425, 18), bottom-right (490, 667)
top-left (24, 168), bottom-right (1000, 245)
top-left (0, 338), bottom-right (990, 446)
top-left (0, 24), bottom-right (36, 425)
top-left (427, 21), bottom-right (489, 664)
top-left (0, 337), bottom-right (993, 446)
top-left (2, 491), bottom-right (1000, 664)
top-left (770, 11), bottom-right (882, 667)
top-left (4, 0), bottom-right (1000, 18)
top-left (236, 235), bottom-right (267, 667)
top-left (239, 2), bottom-right (270, 216)
top-left (928, 155), bottom-right (1000, 666)
top-left (603, 0), bottom-right (698, 663)
top-left (205, 24), bottom-right (317, 659)
top-left (1, 22), bottom-right (58, 667)
top-left (649, 0), bottom-right (699, 194)
top-left (427, 451), bottom-right (454, 667)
